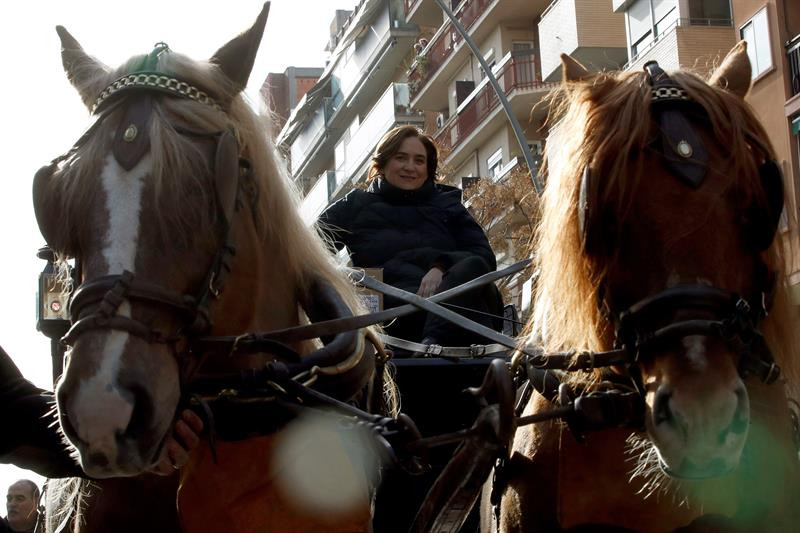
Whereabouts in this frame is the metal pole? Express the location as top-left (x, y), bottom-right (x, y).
top-left (432, 0), bottom-right (543, 194)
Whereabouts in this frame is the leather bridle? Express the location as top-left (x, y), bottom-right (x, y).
top-left (34, 48), bottom-right (375, 412)
top-left (572, 60), bottom-right (784, 391)
top-left (53, 117), bottom-right (241, 374)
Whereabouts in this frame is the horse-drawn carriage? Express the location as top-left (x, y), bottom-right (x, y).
top-left (28, 3), bottom-right (800, 532)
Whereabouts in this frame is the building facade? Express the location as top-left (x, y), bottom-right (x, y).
top-left (262, 67), bottom-right (324, 138)
top-left (407, 0), bottom-right (625, 184)
top-left (275, 0), bottom-right (422, 224)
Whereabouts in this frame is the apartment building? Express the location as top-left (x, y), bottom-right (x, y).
top-left (275, 0), bottom-right (422, 224)
top-left (262, 67), bottom-right (324, 138)
top-left (612, 0), bottom-right (800, 296)
top-left (407, 0), bottom-right (625, 185)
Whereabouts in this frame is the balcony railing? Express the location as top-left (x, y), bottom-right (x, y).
top-left (788, 35), bottom-right (800, 98)
top-left (434, 56), bottom-right (558, 153)
top-left (405, 0), bottom-right (464, 16)
top-left (408, 0), bottom-right (493, 99)
top-left (404, 0), bottom-right (422, 15)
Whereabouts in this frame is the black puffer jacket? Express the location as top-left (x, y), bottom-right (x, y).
top-left (317, 178), bottom-right (495, 293)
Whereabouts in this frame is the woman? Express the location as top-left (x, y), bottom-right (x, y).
top-left (317, 125), bottom-right (501, 347)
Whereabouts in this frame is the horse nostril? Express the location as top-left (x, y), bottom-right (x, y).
top-left (123, 385), bottom-right (154, 440)
top-left (729, 387), bottom-right (750, 436)
top-left (88, 451), bottom-right (110, 468)
top-left (653, 387), bottom-right (674, 426)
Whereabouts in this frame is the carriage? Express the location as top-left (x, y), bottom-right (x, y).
top-left (26, 3), bottom-right (800, 532)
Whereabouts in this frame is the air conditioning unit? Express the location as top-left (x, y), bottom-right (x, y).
top-left (435, 112), bottom-right (446, 129)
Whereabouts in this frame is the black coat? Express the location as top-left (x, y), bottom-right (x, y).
top-left (317, 178), bottom-right (495, 294)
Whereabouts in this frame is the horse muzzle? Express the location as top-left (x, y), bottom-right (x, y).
top-left (56, 333), bottom-right (179, 476)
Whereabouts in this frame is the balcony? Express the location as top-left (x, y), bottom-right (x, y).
top-left (334, 83), bottom-right (425, 195)
top-left (788, 35), bottom-right (800, 99)
top-left (279, 2), bottom-right (418, 182)
top-left (300, 170), bottom-right (342, 225)
top-left (288, 89), bottom-right (342, 182)
top-left (624, 18), bottom-right (735, 74)
top-left (539, 0), bottom-right (627, 82)
top-left (404, 0), bottom-right (443, 27)
top-left (408, 0), bottom-right (550, 110)
top-left (434, 53), bottom-right (558, 167)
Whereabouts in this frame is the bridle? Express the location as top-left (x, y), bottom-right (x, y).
top-left (34, 44), bottom-right (375, 410)
top-left (30, 44), bottom-right (237, 352)
top-left (572, 60), bottom-right (783, 392)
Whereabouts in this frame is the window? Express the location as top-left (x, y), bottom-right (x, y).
top-left (512, 41), bottom-right (536, 86)
top-left (628, 0), bottom-right (654, 56)
top-left (689, 0), bottom-right (732, 24)
top-left (487, 148), bottom-right (503, 181)
top-left (653, 0), bottom-right (677, 37)
top-left (626, 0), bottom-right (679, 57)
top-left (740, 8), bottom-right (773, 79)
top-left (479, 49), bottom-right (495, 80)
top-left (461, 176), bottom-right (480, 189)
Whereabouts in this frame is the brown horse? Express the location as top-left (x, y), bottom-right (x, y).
top-left (35, 4), bottom-right (387, 532)
top-left (483, 42), bottom-right (800, 532)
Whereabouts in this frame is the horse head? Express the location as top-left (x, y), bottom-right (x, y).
top-left (539, 41), bottom-right (787, 480)
top-left (32, 4), bottom-right (274, 477)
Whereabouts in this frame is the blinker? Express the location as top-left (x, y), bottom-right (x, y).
top-left (645, 60), bottom-right (709, 188)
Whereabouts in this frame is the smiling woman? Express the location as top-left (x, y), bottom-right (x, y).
top-left (317, 125), bottom-right (504, 348)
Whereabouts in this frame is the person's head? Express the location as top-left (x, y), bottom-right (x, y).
top-left (368, 126), bottom-right (439, 190)
top-left (6, 480), bottom-right (39, 532)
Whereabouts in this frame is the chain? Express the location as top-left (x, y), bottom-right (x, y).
top-left (92, 72), bottom-right (221, 114)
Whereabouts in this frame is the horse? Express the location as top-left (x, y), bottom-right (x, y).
top-left (33, 4), bottom-right (390, 532)
top-left (483, 42), bottom-right (800, 532)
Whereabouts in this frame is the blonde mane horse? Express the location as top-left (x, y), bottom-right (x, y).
top-left (485, 43), bottom-right (800, 532)
top-left (35, 4), bottom-right (386, 532)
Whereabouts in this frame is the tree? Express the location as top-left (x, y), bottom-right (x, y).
top-left (461, 165), bottom-right (540, 312)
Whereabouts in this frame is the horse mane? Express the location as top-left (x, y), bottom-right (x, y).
top-left (531, 67), bottom-right (799, 393)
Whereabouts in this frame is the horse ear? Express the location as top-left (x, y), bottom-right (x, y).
top-left (561, 54), bottom-right (590, 83)
top-left (210, 2), bottom-right (270, 94)
top-left (709, 41), bottom-right (752, 98)
top-left (56, 25), bottom-right (109, 109)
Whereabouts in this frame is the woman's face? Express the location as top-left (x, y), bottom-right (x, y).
top-left (382, 137), bottom-right (429, 190)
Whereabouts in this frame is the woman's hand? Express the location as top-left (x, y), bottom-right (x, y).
top-left (149, 409), bottom-right (204, 476)
top-left (417, 267), bottom-right (444, 298)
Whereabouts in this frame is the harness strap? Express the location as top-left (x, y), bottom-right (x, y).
top-left (191, 259), bottom-right (531, 348)
top-left (356, 272), bottom-right (523, 353)
top-left (379, 333), bottom-right (508, 358)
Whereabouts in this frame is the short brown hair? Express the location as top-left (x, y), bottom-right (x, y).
top-left (368, 126), bottom-right (439, 182)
